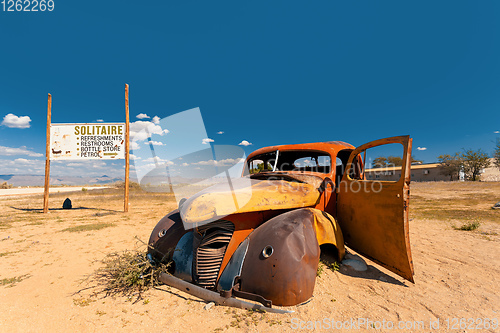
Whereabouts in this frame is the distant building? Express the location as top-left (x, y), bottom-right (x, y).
top-left (365, 158), bottom-right (499, 182)
top-left (481, 159), bottom-right (500, 181)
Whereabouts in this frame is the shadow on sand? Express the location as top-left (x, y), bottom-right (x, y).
top-left (9, 206), bottom-right (122, 214)
top-left (320, 247), bottom-right (407, 287)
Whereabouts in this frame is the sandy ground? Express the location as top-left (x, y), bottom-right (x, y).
top-left (0, 183), bottom-right (499, 332)
top-left (0, 187), bottom-right (109, 197)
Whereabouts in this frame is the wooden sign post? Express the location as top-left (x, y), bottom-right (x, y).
top-left (42, 86), bottom-right (131, 213)
top-left (43, 94), bottom-right (52, 213)
top-left (124, 84), bottom-right (130, 212)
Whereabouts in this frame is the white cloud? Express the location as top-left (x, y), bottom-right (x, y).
top-left (130, 120), bottom-right (169, 141)
top-left (152, 116), bottom-right (160, 125)
top-left (144, 141), bottom-right (164, 146)
top-left (87, 161), bottom-right (106, 168)
top-left (14, 158), bottom-right (31, 163)
top-left (181, 162), bottom-right (189, 167)
top-left (192, 158), bottom-right (244, 166)
top-left (96, 119), bottom-right (104, 122)
top-left (1, 113), bottom-right (31, 129)
top-left (144, 156), bottom-right (167, 163)
top-left (217, 131), bottom-right (224, 135)
top-left (417, 147), bottom-right (427, 151)
top-left (202, 138), bottom-right (214, 144)
top-left (226, 158), bottom-right (245, 164)
top-left (0, 145), bottom-right (43, 157)
top-left (192, 159), bottom-right (217, 166)
top-left (238, 140), bottom-right (252, 146)
top-left (0, 158), bottom-right (44, 174)
top-left (143, 157), bottom-right (173, 165)
top-left (130, 141), bottom-right (141, 150)
top-left (136, 113), bottom-right (150, 119)
top-left (495, 131), bottom-right (499, 134)
top-left (129, 154), bottom-right (141, 160)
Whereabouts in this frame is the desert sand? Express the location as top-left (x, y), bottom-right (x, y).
top-left (0, 183), bottom-right (499, 332)
top-left (0, 186), bottom-right (109, 197)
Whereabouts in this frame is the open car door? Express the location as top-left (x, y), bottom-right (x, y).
top-left (337, 135), bottom-right (414, 282)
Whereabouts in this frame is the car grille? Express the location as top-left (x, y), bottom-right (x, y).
top-left (193, 220), bottom-right (234, 289)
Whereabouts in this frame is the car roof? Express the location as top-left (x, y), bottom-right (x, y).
top-left (246, 141), bottom-right (355, 160)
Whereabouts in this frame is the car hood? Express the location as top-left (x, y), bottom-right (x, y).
top-left (180, 177), bottom-right (321, 224)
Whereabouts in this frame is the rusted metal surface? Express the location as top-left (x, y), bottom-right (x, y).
top-left (148, 136), bottom-right (414, 310)
top-left (250, 172), bottom-right (324, 188)
top-left (193, 220), bottom-right (234, 289)
top-left (238, 209), bottom-right (321, 306)
top-left (337, 135), bottom-right (414, 282)
top-left (246, 141), bottom-right (355, 163)
top-left (316, 177), bottom-right (337, 216)
top-left (220, 281), bottom-right (273, 308)
top-left (158, 273), bottom-right (293, 314)
top-left (171, 231), bottom-right (194, 282)
top-left (307, 208), bottom-right (345, 260)
top-left (217, 239), bottom-right (249, 292)
top-left (181, 178), bottom-right (320, 224)
top-left (216, 210), bottom-right (286, 282)
top-left (148, 210), bottom-right (188, 263)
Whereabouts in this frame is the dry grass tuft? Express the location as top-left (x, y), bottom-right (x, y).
top-left (0, 220), bottom-right (12, 229)
top-left (73, 297), bottom-right (96, 307)
top-left (0, 250), bottom-right (20, 258)
top-left (0, 274), bottom-right (31, 287)
top-left (79, 238), bottom-right (171, 302)
top-left (410, 182), bottom-right (500, 224)
top-left (62, 223), bottom-right (115, 233)
top-left (453, 221), bottom-right (481, 231)
top-left (113, 181), bottom-right (143, 191)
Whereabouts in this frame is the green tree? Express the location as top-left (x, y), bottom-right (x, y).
top-left (410, 156), bottom-right (423, 165)
top-left (387, 156), bottom-right (403, 166)
top-left (461, 149), bottom-right (490, 181)
top-left (372, 155), bottom-right (422, 168)
top-left (438, 153), bottom-right (463, 181)
top-left (372, 157), bottom-right (387, 168)
top-left (250, 162), bottom-right (272, 173)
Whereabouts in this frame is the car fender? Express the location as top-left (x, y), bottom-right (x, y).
top-left (217, 208), bottom-right (344, 306)
top-left (307, 208), bottom-right (345, 260)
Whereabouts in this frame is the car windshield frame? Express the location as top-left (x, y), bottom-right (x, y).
top-left (246, 150), bottom-right (332, 174)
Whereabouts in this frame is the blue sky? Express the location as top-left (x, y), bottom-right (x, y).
top-left (0, 1), bottom-right (499, 179)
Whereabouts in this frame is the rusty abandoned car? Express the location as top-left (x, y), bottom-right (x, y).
top-left (148, 136), bottom-right (414, 311)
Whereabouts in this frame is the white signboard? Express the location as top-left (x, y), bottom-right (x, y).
top-left (50, 123), bottom-right (126, 160)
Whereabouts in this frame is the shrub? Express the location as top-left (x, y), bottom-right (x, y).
top-left (0, 182), bottom-right (12, 189)
top-left (113, 181), bottom-right (142, 191)
top-left (453, 221), bottom-right (480, 231)
top-left (79, 239), bottom-right (171, 301)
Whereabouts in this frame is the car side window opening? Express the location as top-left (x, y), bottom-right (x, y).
top-left (349, 153), bottom-right (364, 180)
top-left (335, 149), bottom-right (352, 185)
top-left (346, 143), bottom-right (404, 182)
